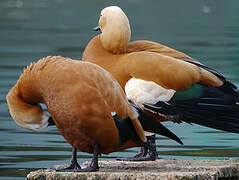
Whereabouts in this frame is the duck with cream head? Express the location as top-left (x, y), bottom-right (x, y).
top-left (6, 56), bottom-right (184, 172)
top-left (82, 6), bottom-right (239, 161)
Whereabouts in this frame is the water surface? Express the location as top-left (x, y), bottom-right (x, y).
top-left (1, 0), bottom-right (239, 179)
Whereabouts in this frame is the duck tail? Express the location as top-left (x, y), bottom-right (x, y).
top-left (130, 101), bottom-right (183, 145)
top-left (144, 85), bottom-right (239, 134)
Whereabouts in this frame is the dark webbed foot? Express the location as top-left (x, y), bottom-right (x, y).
top-left (140, 135), bottom-right (158, 161)
top-left (134, 146), bottom-right (148, 158)
top-left (116, 146), bottom-right (148, 161)
top-left (56, 147), bottom-right (81, 172)
top-left (56, 163), bottom-right (81, 172)
top-left (57, 144), bottom-right (100, 172)
top-left (59, 165), bottom-right (97, 172)
top-left (77, 143), bottom-right (99, 172)
top-left (117, 134), bottom-right (158, 161)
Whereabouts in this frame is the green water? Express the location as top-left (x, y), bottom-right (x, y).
top-left (1, 0), bottom-right (239, 179)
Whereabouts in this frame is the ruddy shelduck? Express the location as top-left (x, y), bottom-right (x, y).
top-left (82, 6), bottom-right (239, 160)
top-left (6, 56), bottom-right (183, 172)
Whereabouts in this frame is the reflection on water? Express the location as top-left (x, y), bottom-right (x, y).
top-left (1, 0), bottom-right (239, 179)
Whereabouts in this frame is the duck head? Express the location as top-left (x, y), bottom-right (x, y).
top-left (96, 6), bottom-right (131, 54)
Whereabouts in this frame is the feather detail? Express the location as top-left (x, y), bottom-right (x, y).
top-left (7, 56), bottom-right (150, 154)
top-left (82, 6), bottom-right (239, 140)
top-left (144, 85), bottom-right (239, 134)
top-left (125, 78), bottom-right (175, 108)
top-left (127, 40), bottom-right (191, 60)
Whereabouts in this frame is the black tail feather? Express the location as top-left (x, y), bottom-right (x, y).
top-left (130, 102), bottom-right (183, 145)
top-left (143, 86), bottom-right (239, 134)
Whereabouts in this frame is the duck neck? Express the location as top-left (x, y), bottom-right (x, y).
top-left (6, 63), bottom-right (50, 131)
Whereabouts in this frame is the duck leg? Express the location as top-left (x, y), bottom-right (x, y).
top-left (117, 134), bottom-right (158, 161)
top-left (56, 144), bottom-right (100, 172)
top-left (56, 147), bottom-right (81, 171)
top-left (133, 146), bottom-right (148, 159)
top-left (78, 143), bottom-right (100, 172)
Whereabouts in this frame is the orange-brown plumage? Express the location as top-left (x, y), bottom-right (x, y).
top-left (81, 6), bottom-right (227, 126)
top-left (81, 6), bottom-right (239, 161)
top-left (83, 35), bottom-right (222, 91)
top-left (82, 6), bottom-right (222, 91)
top-left (7, 56), bottom-right (147, 155)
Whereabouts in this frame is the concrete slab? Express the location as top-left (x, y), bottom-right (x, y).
top-left (27, 159), bottom-right (239, 180)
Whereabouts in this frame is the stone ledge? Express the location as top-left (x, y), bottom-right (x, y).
top-left (27, 159), bottom-right (239, 180)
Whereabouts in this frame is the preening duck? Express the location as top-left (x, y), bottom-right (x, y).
top-left (6, 56), bottom-right (183, 171)
top-left (82, 6), bottom-right (239, 160)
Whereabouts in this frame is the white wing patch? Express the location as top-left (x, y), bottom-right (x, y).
top-left (125, 78), bottom-right (176, 108)
top-left (111, 112), bottom-right (116, 116)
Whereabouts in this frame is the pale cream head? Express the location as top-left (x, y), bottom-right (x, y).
top-left (98, 6), bottom-right (131, 54)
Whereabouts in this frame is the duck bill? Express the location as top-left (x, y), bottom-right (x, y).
top-left (94, 25), bottom-right (101, 32)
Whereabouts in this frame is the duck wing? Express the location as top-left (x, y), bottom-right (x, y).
top-left (127, 40), bottom-right (237, 94)
top-left (127, 40), bottom-right (201, 64)
top-left (124, 51), bottom-right (239, 134)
